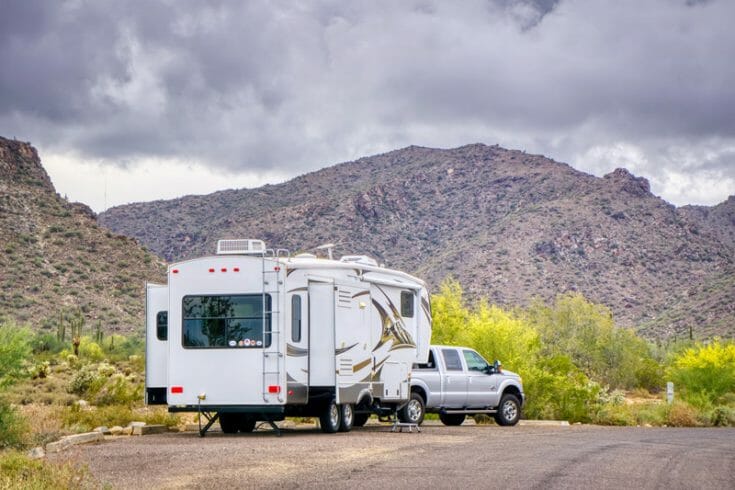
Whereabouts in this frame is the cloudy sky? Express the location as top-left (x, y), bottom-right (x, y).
top-left (1, 0), bottom-right (734, 211)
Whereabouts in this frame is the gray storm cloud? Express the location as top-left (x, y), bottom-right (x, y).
top-left (0, 0), bottom-right (733, 204)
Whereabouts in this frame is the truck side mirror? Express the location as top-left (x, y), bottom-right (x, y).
top-left (493, 360), bottom-right (502, 374)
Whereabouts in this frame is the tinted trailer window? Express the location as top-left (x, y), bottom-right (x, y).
top-left (182, 294), bottom-right (271, 348)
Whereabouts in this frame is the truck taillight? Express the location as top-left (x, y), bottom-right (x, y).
top-left (171, 386), bottom-right (183, 394)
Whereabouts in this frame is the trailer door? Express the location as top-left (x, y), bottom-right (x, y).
top-left (308, 282), bottom-right (336, 390)
top-left (145, 283), bottom-right (168, 404)
top-left (286, 292), bottom-right (309, 404)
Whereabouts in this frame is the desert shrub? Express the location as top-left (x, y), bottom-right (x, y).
top-left (63, 403), bottom-right (136, 431)
top-left (709, 406), bottom-right (735, 427)
top-left (30, 332), bottom-right (64, 355)
top-left (667, 339), bottom-right (735, 406)
top-left (0, 450), bottom-right (98, 489)
top-left (594, 403), bottom-right (636, 426)
top-left (67, 365), bottom-right (103, 397)
top-left (0, 398), bottom-right (29, 449)
top-left (78, 338), bottom-right (105, 362)
top-left (523, 356), bottom-right (601, 423)
top-left (93, 373), bottom-right (142, 406)
top-left (0, 322), bottom-right (33, 388)
top-left (524, 294), bottom-right (658, 389)
top-left (665, 401), bottom-right (700, 427)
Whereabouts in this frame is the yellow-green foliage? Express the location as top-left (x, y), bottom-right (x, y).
top-left (0, 450), bottom-right (98, 489)
top-left (667, 339), bottom-right (735, 406)
top-left (0, 322), bottom-right (33, 388)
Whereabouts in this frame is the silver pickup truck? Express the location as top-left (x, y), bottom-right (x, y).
top-left (399, 345), bottom-right (524, 426)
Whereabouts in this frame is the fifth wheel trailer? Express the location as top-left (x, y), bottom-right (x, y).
top-left (145, 239), bottom-right (432, 434)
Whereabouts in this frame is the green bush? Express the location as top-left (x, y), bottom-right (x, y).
top-left (667, 339), bottom-right (735, 407)
top-left (0, 398), bottom-right (29, 449)
top-left (0, 322), bottom-right (33, 388)
top-left (0, 450), bottom-right (98, 489)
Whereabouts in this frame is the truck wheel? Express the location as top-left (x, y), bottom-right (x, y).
top-left (494, 394), bottom-right (521, 426)
top-left (338, 404), bottom-right (354, 432)
top-left (353, 413), bottom-right (370, 427)
top-left (219, 413), bottom-right (239, 434)
top-left (238, 415), bottom-right (257, 433)
top-left (439, 413), bottom-right (466, 426)
top-left (320, 400), bottom-right (341, 433)
top-left (398, 392), bottom-right (425, 425)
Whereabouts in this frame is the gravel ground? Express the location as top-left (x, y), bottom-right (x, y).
top-left (49, 423), bottom-right (735, 489)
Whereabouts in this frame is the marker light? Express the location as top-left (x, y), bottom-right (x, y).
top-left (233, 267), bottom-right (240, 272)
top-left (268, 385), bottom-right (281, 394)
top-left (274, 266), bottom-right (281, 272)
top-left (171, 386), bottom-right (183, 394)
top-left (221, 268), bottom-right (227, 272)
top-left (208, 268), bottom-right (215, 273)
top-left (172, 269), bottom-right (179, 274)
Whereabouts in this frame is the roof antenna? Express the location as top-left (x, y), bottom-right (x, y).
top-left (315, 243), bottom-right (336, 260)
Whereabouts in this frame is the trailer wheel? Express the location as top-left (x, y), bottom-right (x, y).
top-left (238, 415), bottom-right (257, 433)
top-left (320, 400), bottom-right (341, 433)
top-left (493, 394), bottom-right (521, 426)
top-left (219, 413), bottom-right (239, 434)
top-left (353, 413), bottom-right (370, 427)
top-left (439, 413), bottom-right (466, 426)
top-left (398, 391), bottom-right (425, 425)
top-left (338, 404), bottom-right (354, 432)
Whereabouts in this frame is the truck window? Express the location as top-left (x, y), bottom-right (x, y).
top-left (401, 291), bottom-right (414, 318)
top-left (413, 350), bottom-right (436, 370)
top-left (182, 294), bottom-right (271, 349)
top-left (463, 350), bottom-right (489, 372)
top-left (291, 295), bottom-right (302, 342)
top-left (156, 311), bottom-right (168, 341)
top-left (441, 348), bottom-right (463, 371)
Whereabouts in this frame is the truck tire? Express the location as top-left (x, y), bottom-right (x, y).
top-left (338, 404), bottom-right (354, 432)
top-left (439, 413), bottom-right (466, 426)
top-left (353, 413), bottom-right (370, 427)
top-left (238, 415), bottom-right (257, 433)
top-left (219, 413), bottom-right (239, 434)
top-left (494, 394), bottom-right (521, 426)
top-left (320, 399), bottom-right (341, 433)
top-left (398, 392), bottom-right (425, 425)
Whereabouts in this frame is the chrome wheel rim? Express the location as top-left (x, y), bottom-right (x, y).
top-left (407, 399), bottom-right (422, 422)
top-left (342, 404), bottom-right (353, 426)
top-left (502, 400), bottom-right (517, 421)
top-left (329, 404), bottom-right (340, 428)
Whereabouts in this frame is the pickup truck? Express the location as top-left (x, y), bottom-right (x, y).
top-left (399, 345), bottom-right (524, 426)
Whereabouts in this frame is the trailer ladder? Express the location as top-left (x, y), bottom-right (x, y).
top-left (261, 248), bottom-right (289, 403)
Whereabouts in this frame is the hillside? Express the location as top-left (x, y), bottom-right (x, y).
top-left (98, 144), bottom-right (735, 340)
top-left (0, 137), bottom-right (165, 333)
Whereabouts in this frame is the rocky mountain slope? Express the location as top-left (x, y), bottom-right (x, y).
top-left (98, 144), bottom-right (735, 340)
top-left (0, 137), bottom-right (166, 333)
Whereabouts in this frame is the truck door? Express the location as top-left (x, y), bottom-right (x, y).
top-left (463, 349), bottom-right (499, 408)
top-left (440, 348), bottom-right (468, 407)
top-left (286, 291), bottom-right (309, 404)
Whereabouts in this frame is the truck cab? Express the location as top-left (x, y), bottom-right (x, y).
top-left (400, 345), bottom-right (524, 426)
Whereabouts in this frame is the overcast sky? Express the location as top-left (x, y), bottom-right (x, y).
top-left (1, 0), bottom-right (734, 211)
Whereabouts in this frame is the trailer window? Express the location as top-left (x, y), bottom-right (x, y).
top-left (156, 311), bottom-right (168, 341)
top-left (182, 295), bottom-right (271, 349)
top-left (291, 295), bottom-right (302, 342)
top-left (441, 348), bottom-right (463, 371)
top-left (401, 291), bottom-right (414, 318)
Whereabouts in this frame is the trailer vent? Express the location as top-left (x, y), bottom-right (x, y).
top-left (216, 239), bottom-right (266, 255)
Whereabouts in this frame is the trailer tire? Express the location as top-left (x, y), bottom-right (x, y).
top-left (353, 413), bottom-right (370, 427)
top-left (238, 415), bottom-right (257, 433)
top-left (493, 394), bottom-right (521, 426)
top-left (219, 413), bottom-right (239, 434)
top-left (398, 392), bottom-right (425, 425)
top-left (320, 400), bottom-right (341, 433)
top-left (439, 413), bottom-right (466, 426)
top-left (338, 404), bottom-right (354, 432)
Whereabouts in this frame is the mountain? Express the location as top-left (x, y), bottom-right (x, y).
top-left (98, 144), bottom-right (735, 340)
top-left (0, 137), bottom-right (166, 333)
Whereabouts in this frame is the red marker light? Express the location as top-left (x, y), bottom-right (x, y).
top-left (171, 386), bottom-right (183, 394)
top-left (274, 266), bottom-right (281, 272)
top-left (233, 267), bottom-right (240, 272)
top-left (172, 269), bottom-right (179, 274)
top-left (208, 268), bottom-right (215, 273)
top-left (288, 390), bottom-right (294, 396)
top-left (221, 268), bottom-right (227, 272)
top-left (268, 385), bottom-right (281, 394)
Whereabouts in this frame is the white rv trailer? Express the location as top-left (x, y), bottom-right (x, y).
top-left (145, 239), bottom-right (432, 434)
